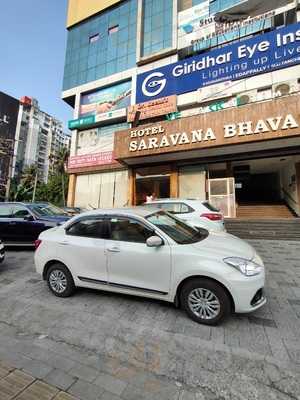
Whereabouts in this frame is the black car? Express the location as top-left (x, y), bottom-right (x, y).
top-left (0, 202), bottom-right (70, 246)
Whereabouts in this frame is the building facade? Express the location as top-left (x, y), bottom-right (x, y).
top-left (64, 0), bottom-right (300, 217)
top-left (13, 97), bottom-right (71, 183)
top-left (0, 91), bottom-right (20, 200)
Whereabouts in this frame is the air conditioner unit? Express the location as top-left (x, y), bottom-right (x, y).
top-left (236, 90), bottom-right (257, 106)
top-left (273, 80), bottom-right (300, 98)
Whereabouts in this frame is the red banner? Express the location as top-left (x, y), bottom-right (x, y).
top-left (68, 151), bottom-right (115, 169)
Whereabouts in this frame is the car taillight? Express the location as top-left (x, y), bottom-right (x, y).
top-left (201, 213), bottom-right (223, 221)
top-left (35, 240), bottom-right (42, 250)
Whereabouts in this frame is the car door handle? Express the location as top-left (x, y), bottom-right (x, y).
top-left (107, 247), bottom-right (120, 253)
top-left (58, 241), bottom-right (69, 246)
top-left (9, 222), bottom-right (17, 225)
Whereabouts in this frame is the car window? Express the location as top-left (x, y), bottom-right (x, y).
top-left (158, 203), bottom-right (191, 214)
top-left (146, 211), bottom-right (208, 244)
top-left (109, 217), bottom-right (153, 243)
top-left (11, 205), bottom-right (31, 219)
top-left (203, 201), bottom-right (220, 212)
top-left (0, 205), bottom-right (11, 218)
top-left (66, 218), bottom-right (109, 239)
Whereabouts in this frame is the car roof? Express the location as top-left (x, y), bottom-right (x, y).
top-left (72, 207), bottom-right (160, 219)
top-left (145, 198), bottom-right (206, 203)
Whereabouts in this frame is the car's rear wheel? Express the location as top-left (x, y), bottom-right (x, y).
top-left (180, 278), bottom-right (231, 325)
top-left (46, 263), bottom-right (75, 297)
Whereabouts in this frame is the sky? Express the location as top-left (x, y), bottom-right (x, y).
top-left (0, 0), bottom-right (72, 130)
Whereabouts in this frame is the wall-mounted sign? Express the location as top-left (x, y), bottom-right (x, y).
top-left (68, 116), bottom-right (95, 130)
top-left (178, 1), bottom-right (209, 49)
top-left (127, 96), bottom-right (177, 122)
top-left (114, 95), bottom-right (300, 161)
top-left (68, 152), bottom-right (115, 169)
top-left (68, 122), bottom-right (128, 169)
top-left (80, 81), bottom-right (131, 123)
top-left (136, 22), bottom-right (300, 103)
top-left (192, 11), bottom-right (274, 51)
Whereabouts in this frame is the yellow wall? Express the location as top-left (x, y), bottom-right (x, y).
top-left (67, 0), bottom-right (122, 28)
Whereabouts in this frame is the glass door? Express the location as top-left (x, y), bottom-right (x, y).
top-left (208, 178), bottom-right (236, 218)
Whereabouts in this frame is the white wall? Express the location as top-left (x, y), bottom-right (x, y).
top-left (75, 170), bottom-right (129, 209)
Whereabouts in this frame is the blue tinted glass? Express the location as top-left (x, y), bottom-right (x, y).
top-left (141, 0), bottom-right (173, 57)
top-left (63, 0), bottom-right (137, 90)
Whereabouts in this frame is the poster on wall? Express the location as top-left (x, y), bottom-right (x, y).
top-left (80, 81), bottom-right (131, 122)
top-left (68, 123), bottom-right (128, 169)
top-left (178, 1), bottom-right (210, 49)
top-left (137, 22), bottom-right (300, 103)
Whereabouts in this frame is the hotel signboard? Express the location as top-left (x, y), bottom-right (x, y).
top-left (114, 95), bottom-right (300, 161)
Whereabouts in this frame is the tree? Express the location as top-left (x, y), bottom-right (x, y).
top-left (49, 147), bottom-right (69, 206)
top-left (10, 164), bottom-right (38, 201)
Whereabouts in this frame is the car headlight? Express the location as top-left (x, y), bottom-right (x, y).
top-left (223, 257), bottom-right (263, 276)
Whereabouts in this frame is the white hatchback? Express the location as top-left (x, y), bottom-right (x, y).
top-left (143, 199), bottom-right (225, 232)
top-left (35, 208), bottom-right (266, 325)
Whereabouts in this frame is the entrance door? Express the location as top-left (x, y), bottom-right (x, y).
top-left (134, 165), bottom-right (172, 205)
top-left (208, 178), bottom-right (236, 218)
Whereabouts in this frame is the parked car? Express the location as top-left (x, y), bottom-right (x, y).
top-left (0, 239), bottom-right (5, 263)
top-left (0, 202), bottom-right (70, 246)
top-left (143, 198), bottom-right (225, 232)
top-left (35, 207), bottom-right (265, 325)
top-left (62, 206), bottom-right (86, 217)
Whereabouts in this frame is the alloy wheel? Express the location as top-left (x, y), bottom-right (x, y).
top-left (49, 270), bottom-right (67, 294)
top-left (188, 288), bottom-right (221, 320)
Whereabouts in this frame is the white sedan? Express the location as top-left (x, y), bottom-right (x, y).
top-left (34, 208), bottom-right (266, 325)
top-left (143, 199), bottom-right (225, 232)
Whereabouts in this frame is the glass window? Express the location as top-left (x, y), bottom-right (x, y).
top-left (147, 211), bottom-right (208, 244)
top-left (0, 205), bottom-right (11, 218)
top-left (89, 34), bottom-right (99, 44)
top-left (109, 217), bottom-right (153, 243)
top-left (63, 0), bottom-right (137, 90)
top-left (11, 205), bottom-right (31, 219)
top-left (67, 218), bottom-right (109, 239)
top-left (141, 0), bottom-right (173, 57)
top-left (28, 204), bottom-right (67, 217)
top-left (152, 203), bottom-right (191, 214)
top-left (203, 202), bottom-right (220, 212)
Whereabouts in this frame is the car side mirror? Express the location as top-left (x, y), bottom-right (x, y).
top-left (24, 215), bottom-right (34, 221)
top-left (146, 235), bottom-right (163, 247)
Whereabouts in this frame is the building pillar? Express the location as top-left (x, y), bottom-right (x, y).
top-left (67, 174), bottom-right (76, 207)
top-left (170, 166), bottom-right (179, 198)
top-left (128, 169), bottom-right (135, 206)
top-left (296, 162), bottom-right (300, 216)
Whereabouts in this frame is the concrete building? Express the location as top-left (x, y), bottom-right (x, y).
top-left (64, 0), bottom-right (300, 218)
top-left (0, 91), bottom-right (19, 200)
top-left (13, 97), bottom-right (71, 183)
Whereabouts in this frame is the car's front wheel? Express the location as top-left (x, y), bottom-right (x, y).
top-left (46, 263), bottom-right (75, 297)
top-left (180, 278), bottom-right (231, 325)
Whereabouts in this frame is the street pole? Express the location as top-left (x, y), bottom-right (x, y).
top-left (32, 172), bottom-right (38, 202)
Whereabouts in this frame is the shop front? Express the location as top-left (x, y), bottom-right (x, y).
top-left (114, 95), bottom-right (300, 217)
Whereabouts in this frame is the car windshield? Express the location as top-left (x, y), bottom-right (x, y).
top-left (28, 204), bottom-right (67, 217)
top-left (146, 211), bottom-right (208, 244)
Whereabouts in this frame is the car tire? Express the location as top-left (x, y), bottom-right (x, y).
top-left (180, 278), bottom-right (231, 325)
top-left (46, 263), bottom-right (75, 298)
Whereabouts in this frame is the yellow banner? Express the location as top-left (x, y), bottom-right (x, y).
top-left (67, 0), bottom-right (122, 28)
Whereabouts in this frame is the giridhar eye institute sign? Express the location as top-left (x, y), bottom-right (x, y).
top-left (114, 95), bottom-right (300, 161)
top-left (136, 22), bottom-right (300, 103)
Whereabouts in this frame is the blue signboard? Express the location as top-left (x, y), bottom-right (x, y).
top-left (136, 23), bottom-right (300, 103)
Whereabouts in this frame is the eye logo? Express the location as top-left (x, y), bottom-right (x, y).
top-left (142, 72), bottom-right (166, 97)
